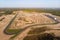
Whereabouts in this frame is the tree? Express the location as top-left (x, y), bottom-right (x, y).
top-left (5, 10), bottom-right (13, 14)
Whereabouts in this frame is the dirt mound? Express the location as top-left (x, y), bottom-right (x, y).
top-left (9, 13), bottom-right (55, 29)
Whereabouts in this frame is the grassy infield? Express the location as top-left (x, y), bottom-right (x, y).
top-left (6, 29), bottom-right (23, 40)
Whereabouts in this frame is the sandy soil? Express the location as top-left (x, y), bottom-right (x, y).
top-left (0, 12), bottom-right (60, 40)
top-left (0, 15), bottom-right (14, 40)
top-left (9, 13), bottom-right (55, 29)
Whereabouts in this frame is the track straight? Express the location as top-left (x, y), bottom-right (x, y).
top-left (4, 13), bottom-right (18, 35)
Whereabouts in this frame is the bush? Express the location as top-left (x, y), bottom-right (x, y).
top-left (24, 33), bottom-right (55, 40)
top-left (4, 10), bottom-right (13, 15)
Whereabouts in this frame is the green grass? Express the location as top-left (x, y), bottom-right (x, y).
top-left (6, 29), bottom-right (23, 40)
top-left (10, 31), bottom-right (20, 40)
top-left (6, 29), bottom-right (20, 34)
top-left (22, 9), bottom-right (60, 16)
top-left (9, 29), bottom-right (23, 40)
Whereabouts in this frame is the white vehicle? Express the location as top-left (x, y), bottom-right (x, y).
top-left (54, 18), bottom-right (57, 20)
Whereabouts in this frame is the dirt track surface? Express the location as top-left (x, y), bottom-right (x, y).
top-left (11, 13), bottom-right (60, 40)
top-left (13, 27), bottom-right (31, 40)
top-left (0, 15), bottom-right (14, 40)
top-left (9, 13), bottom-right (56, 29)
top-left (0, 12), bottom-right (60, 40)
top-left (12, 23), bottom-right (60, 40)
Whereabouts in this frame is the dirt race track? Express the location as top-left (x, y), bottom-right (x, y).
top-left (0, 12), bottom-right (60, 40)
top-left (0, 15), bottom-right (14, 40)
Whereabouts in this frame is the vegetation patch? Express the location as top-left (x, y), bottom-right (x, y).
top-left (23, 33), bottom-right (55, 40)
top-left (9, 29), bottom-right (23, 40)
top-left (28, 27), bottom-right (48, 34)
top-left (6, 29), bottom-right (20, 35)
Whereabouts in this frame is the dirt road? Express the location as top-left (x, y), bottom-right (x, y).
top-left (0, 15), bottom-right (15, 40)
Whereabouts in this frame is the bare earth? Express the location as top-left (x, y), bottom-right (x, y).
top-left (9, 13), bottom-right (55, 29)
top-left (0, 15), bottom-right (14, 40)
top-left (0, 12), bottom-right (60, 40)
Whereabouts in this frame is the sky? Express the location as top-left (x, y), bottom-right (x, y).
top-left (0, 0), bottom-right (60, 8)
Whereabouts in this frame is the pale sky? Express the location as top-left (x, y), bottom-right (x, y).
top-left (0, 0), bottom-right (60, 8)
